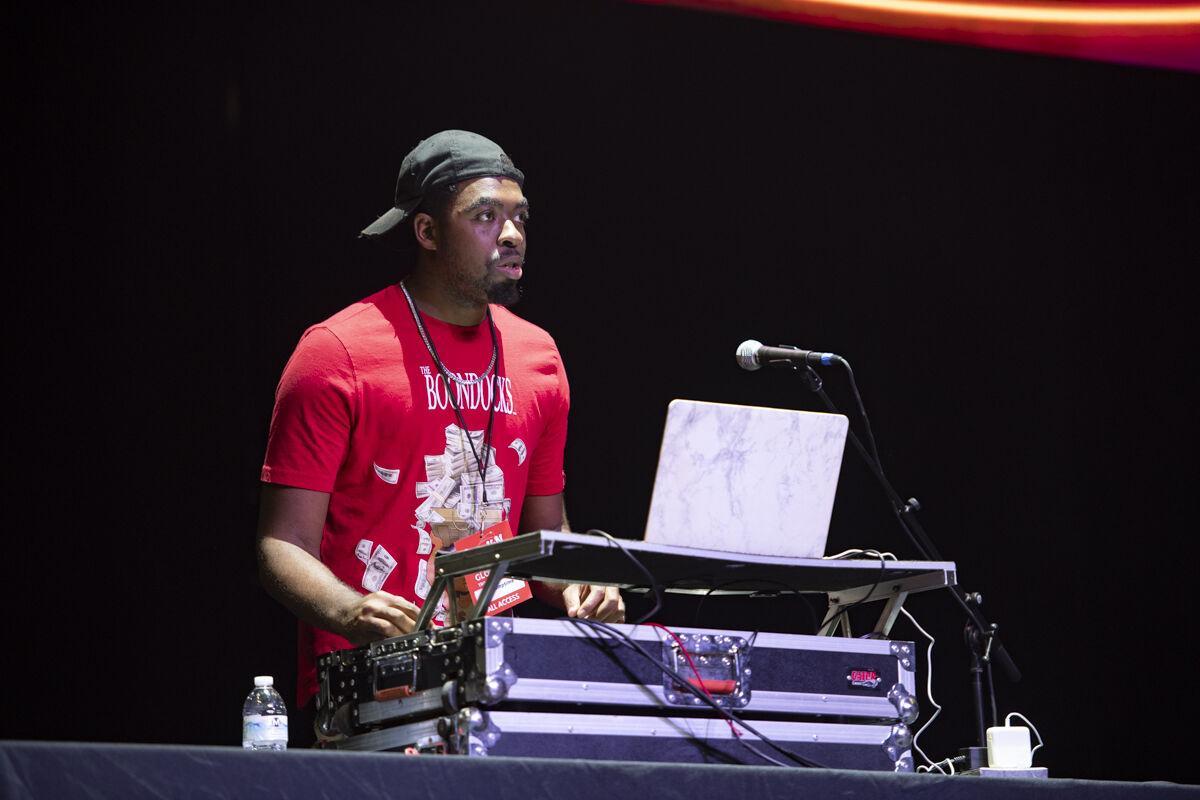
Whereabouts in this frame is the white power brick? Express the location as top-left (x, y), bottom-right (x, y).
top-left (986, 725), bottom-right (1032, 769)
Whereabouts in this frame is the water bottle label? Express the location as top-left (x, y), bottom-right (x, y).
top-left (243, 714), bottom-right (288, 744)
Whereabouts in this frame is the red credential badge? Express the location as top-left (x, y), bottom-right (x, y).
top-left (454, 521), bottom-right (533, 615)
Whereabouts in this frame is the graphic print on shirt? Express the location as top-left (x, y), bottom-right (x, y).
top-left (421, 366), bottom-right (517, 417)
top-left (412, 423), bottom-right (511, 602)
top-left (361, 543), bottom-right (398, 592)
top-left (373, 462), bottom-right (400, 484)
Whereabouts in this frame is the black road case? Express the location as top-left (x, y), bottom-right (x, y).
top-left (317, 618), bottom-right (917, 771)
top-left (334, 708), bottom-right (911, 770)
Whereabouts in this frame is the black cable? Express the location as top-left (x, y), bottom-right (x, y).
top-left (575, 618), bottom-right (821, 768)
top-left (573, 532), bottom-right (822, 766)
top-left (692, 578), bottom-right (820, 634)
top-left (586, 529), bottom-right (663, 624)
top-left (565, 618), bottom-right (791, 768)
top-left (833, 358), bottom-right (884, 473)
top-left (798, 363), bottom-right (1023, 691)
top-left (797, 356), bottom-right (1022, 755)
top-left (801, 365), bottom-right (935, 556)
top-left (802, 372), bottom-right (1005, 643)
top-left (567, 617), bottom-right (827, 769)
top-left (816, 551), bottom-right (889, 635)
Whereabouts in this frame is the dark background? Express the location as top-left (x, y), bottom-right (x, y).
top-left (10, 0), bottom-right (1198, 785)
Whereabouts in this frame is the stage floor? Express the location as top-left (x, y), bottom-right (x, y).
top-left (1, 741), bottom-right (1193, 798)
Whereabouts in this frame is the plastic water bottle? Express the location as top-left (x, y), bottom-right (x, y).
top-left (242, 675), bottom-right (288, 751)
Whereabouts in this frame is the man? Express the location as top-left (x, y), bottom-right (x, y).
top-left (257, 130), bottom-right (624, 721)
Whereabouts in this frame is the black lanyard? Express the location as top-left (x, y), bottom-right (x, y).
top-left (407, 300), bottom-right (500, 504)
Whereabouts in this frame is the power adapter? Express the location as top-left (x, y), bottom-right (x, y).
top-left (986, 724), bottom-right (1032, 768)
top-left (982, 726), bottom-right (1048, 778)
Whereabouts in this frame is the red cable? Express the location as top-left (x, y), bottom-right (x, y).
top-left (643, 622), bottom-right (742, 738)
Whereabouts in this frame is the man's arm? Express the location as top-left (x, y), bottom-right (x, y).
top-left (521, 493), bottom-right (625, 622)
top-left (257, 484), bottom-right (420, 643)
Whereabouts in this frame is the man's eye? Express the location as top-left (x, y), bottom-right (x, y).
top-left (477, 211), bottom-right (494, 222)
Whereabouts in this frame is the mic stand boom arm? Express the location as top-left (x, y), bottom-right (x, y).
top-left (797, 364), bottom-right (1021, 747)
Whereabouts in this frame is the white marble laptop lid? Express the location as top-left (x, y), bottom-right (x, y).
top-left (644, 399), bottom-right (849, 558)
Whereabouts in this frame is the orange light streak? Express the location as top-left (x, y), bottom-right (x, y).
top-left (642, 0), bottom-right (1200, 71)
top-left (725, 0), bottom-right (1200, 25)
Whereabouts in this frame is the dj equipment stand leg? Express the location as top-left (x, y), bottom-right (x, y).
top-left (467, 560), bottom-right (512, 619)
top-left (412, 558), bottom-right (516, 629)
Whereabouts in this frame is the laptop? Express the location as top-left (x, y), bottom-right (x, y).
top-left (644, 399), bottom-right (849, 559)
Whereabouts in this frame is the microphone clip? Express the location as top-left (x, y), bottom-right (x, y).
top-left (799, 364), bottom-right (823, 392)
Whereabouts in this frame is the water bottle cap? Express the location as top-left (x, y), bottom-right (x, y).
top-left (253, 675), bottom-right (274, 687)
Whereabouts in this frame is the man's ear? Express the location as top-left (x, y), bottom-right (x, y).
top-left (412, 212), bottom-right (438, 252)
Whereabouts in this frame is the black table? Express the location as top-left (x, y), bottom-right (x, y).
top-left (3, 741), bottom-right (1192, 799)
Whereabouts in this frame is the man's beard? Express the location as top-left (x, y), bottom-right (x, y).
top-left (486, 279), bottom-right (522, 307)
top-left (445, 265), bottom-right (521, 310)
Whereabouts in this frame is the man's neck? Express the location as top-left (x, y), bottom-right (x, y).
top-left (402, 270), bottom-right (487, 326)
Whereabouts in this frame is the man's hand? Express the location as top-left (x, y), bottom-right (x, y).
top-left (258, 485), bottom-right (427, 643)
top-left (339, 590), bottom-right (421, 645)
top-left (520, 494), bottom-right (624, 622)
top-left (562, 584), bottom-right (625, 622)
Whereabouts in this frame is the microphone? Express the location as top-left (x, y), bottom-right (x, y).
top-left (735, 339), bottom-right (841, 371)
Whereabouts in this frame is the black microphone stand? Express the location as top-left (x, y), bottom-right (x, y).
top-left (794, 362), bottom-right (1020, 760)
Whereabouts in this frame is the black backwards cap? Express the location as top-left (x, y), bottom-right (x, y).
top-left (359, 130), bottom-right (525, 247)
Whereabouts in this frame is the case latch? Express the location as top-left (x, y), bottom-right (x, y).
top-left (373, 651), bottom-right (419, 701)
top-left (661, 633), bottom-right (752, 708)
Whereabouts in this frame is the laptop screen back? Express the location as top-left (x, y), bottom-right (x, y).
top-left (644, 399), bottom-right (849, 558)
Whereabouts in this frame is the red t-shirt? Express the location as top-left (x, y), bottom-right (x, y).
top-left (261, 284), bottom-right (569, 705)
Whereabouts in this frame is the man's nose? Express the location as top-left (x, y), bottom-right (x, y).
top-left (499, 218), bottom-right (524, 249)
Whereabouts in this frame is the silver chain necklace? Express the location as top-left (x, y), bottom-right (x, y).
top-left (400, 281), bottom-right (498, 387)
